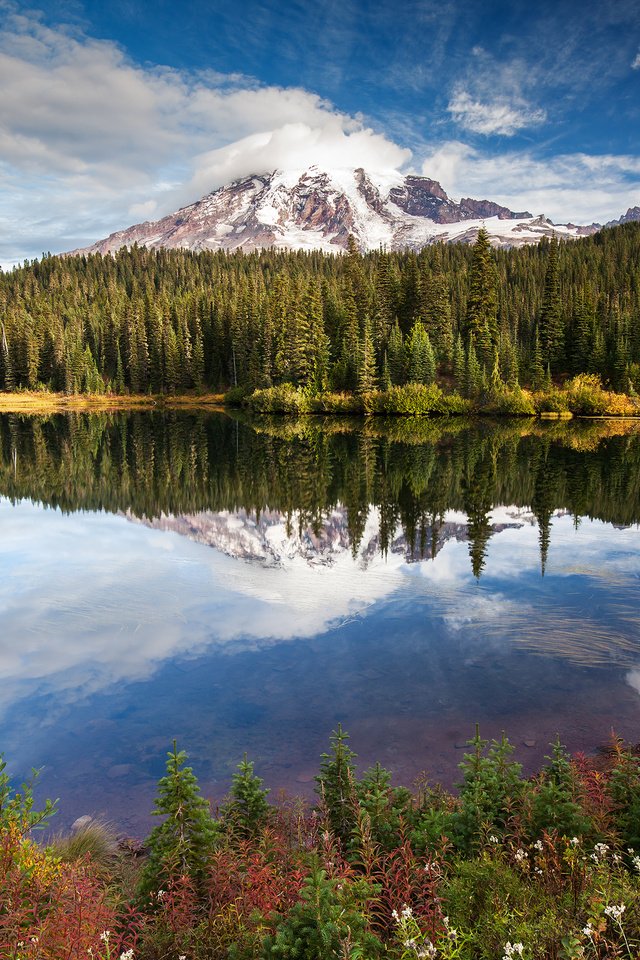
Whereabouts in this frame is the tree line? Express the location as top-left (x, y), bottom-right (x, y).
top-left (0, 222), bottom-right (639, 396)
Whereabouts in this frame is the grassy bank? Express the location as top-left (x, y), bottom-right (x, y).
top-left (227, 376), bottom-right (640, 419)
top-left (0, 375), bottom-right (638, 419)
top-left (3, 728), bottom-right (640, 959)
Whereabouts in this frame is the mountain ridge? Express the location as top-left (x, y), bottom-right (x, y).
top-left (71, 165), bottom-right (639, 256)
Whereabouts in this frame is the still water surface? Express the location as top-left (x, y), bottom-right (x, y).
top-left (1, 411), bottom-right (639, 833)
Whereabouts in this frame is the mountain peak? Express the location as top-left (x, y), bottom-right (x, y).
top-left (72, 165), bottom-right (607, 257)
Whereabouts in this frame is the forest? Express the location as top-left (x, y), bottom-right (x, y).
top-left (0, 224), bottom-right (639, 408)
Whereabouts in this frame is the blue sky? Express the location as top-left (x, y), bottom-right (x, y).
top-left (1, 0), bottom-right (639, 265)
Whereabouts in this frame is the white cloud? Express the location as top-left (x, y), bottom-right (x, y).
top-left (632, 50), bottom-right (640, 69)
top-left (420, 141), bottom-right (640, 223)
top-left (447, 89), bottom-right (546, 137)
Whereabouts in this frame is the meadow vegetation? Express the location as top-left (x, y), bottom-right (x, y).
top-left (3, 729), bottom-right (640, 959)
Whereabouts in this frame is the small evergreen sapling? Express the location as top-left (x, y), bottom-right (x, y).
top-left (224, 753), bottom-right (271, 839)
top-left (139, 740), bottom-right (218, 899)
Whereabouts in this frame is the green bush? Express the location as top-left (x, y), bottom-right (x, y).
top-left (247, 384), bottom-right (312, 414)
top-left (223, 384), bottom-right (253, 406)
top-left (564, 374), bottom-right (610, 416)
top-left (372, 383), bottom-right (470, 416)
top-left (482, 387), bottom-right (536, 416)
top-left (534, 388), bottom-right (571, 413)
top-left (309, 391), bottom-right (364, 414)
top-left (442, 857), bottom-right (566, 959)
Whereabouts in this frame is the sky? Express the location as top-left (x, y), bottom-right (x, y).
top-left (1, 0), bottom-right (639, 266)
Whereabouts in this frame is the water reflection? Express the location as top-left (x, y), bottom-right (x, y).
top-left (0, 411), bottom-right (639, 832)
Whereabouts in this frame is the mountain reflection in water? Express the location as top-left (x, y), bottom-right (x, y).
top-left (0, 411), bottom-right (639, 833)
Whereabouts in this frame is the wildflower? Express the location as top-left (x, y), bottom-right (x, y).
top-left (592, 842), bottom-right (609, 861)
top-left (401, 904), bottom-right (413, 919)
top-left (514, 848), bottom-right (528, 863)
top-left (533, 839), bottom-right (544, 851)
top-left (30, 938), bottom-right (39, 945)
top-left (100, 931), bottom-right (111, 943)
top-left (392, 908), bottom-right (400, 922)
top-left (489, 834), bottom-right (499, 843)
top-left (604, 903), bottom-right (625, 922)
top-left (119, 952), bottom-right (135, 960)
top-left (612, 852), bottom-right (622, 864)
top-left (156, 889), bottom-right (166, 901)
top-left (503, 942), bottom-right (525, 959)
top-left (570, 837), bottom-right (580, 846)
top-left (632, 855), bottom-right (640, 873)
top-left (583, 923), bottom-right (594, 937)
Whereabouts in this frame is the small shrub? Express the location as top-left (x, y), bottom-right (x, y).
top-left (482, 387), bottom-right (536, 416)
top-left (309, 392), bottom-right (364, 414)
top-left (534, 388), bottom-right (571, 414)
top-left (372, 383), bottom-right (470, 416)
top-left (223, 385), bottom-right (253, 406)
top-left (247, 384), bottom-right (312, 414)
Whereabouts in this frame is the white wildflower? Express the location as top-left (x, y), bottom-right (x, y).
top-left (503, 942), bottom-right (525, 959)
top-left (632, 855), bottom-right (640, 873)
top-left (401, 904), bottom-right (413, 919)
top-left (593, 842), bottom-right (609, 861)
top-left (533, 839), bottom-right (544, 852)
top-left (119, 952), bottom-right (135, 960)
top-left (100, 931), bottom-right (110, 943)
top-left (583, 923), bottom-right (594, 936)
top-left (604, 903), bottom-right (625, 922)
top-left (570, 836), bottom-right (580, 846)
top-left (514, 848), bottom-right (528, 863)
top-left (392, 908), bottom-right (400, 922)
top-left (489, 834), bottom-right (500, 843)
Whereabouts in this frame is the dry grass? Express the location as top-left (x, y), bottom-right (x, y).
top-left (0, 391), bottom-right (226, 413)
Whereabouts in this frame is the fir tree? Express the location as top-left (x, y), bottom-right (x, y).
top-left (224, 754), bottom-right (270, 839)
top-left (538, 237), bottom-right (564, 369)
top-left (464, 227), bottom-right (498, 366)
top-left (139, 741), bottom-right (218, 899)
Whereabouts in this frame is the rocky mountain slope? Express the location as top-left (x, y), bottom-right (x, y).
top-left (74, 166), bottom-right (638, 256)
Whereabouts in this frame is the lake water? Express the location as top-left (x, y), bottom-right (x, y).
top-left (1, 411), bottom-right (639, 835)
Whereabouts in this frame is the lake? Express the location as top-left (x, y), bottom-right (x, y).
top-left (1, 410), bottom-right (639, 835)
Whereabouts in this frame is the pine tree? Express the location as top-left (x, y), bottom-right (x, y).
top-left (315, 724), bottom-right (359, 849)
top-left (357, 315), bottom-right (377, 395)
top-left (223, 754), bottom-right (270, 839)
top-left (464, 228), bottom-right (498, 366)
top-left (387, 321), bottom-right (405, 385)
top-left (139, 741), bottom-right (218, 899)
top-left (406, 321), bottom-right (436, 384)
top-left (538, 237), bottom-right (564, 369)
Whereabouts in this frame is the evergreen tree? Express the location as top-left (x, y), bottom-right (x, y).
top-left (223, 753), bottom-right (270, 839)
top-left (406, 321), bottom-right (436, 384)
top-left (538, 237), bottom-right (564, 369)
top-left (139, 741), bottom-right (218, 899)
top-left (315, 724), bottom-right (359, 849)
top-left (464, 228), bottom-right (499, 366)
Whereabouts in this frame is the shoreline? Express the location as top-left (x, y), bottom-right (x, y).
top-left (1, 389), bottom-right (640, 419)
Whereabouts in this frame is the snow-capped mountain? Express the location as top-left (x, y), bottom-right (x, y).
top-left (74, 166), bottom-right (636, 256)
